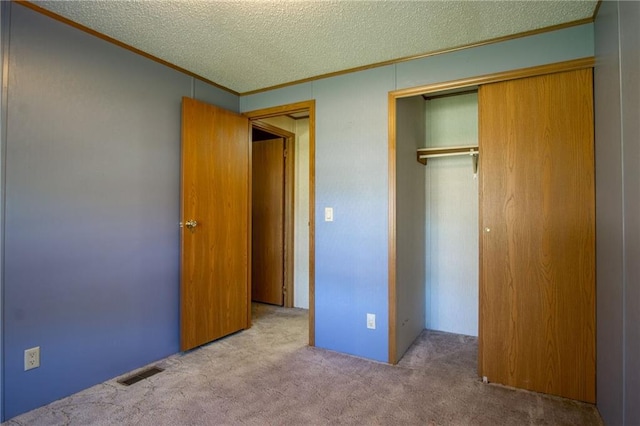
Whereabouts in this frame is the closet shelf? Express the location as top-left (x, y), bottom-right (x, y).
top-left (417, 145), bottom-right (479, 174)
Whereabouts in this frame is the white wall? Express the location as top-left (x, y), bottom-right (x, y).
top-left (294, 119), bottom-right (310, 309)
top-left (259, 116), bottom-right (310, 309)
top-left (424, 93), bottom-right (479, 336)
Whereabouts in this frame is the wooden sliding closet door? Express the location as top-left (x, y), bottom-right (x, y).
top-left (479, 69), bottom-right (595, 402)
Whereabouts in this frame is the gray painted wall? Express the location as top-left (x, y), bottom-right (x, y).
top-left (2, 4), bottom-right (238, 420)
top-left (0, 2), bottom-right (8, 422)
top-left (594, 1), bottom-right (640, 424)
top-left (619, 4), bottom-right (640, 422)
top-left (395, 96), bottom-right (426, 358)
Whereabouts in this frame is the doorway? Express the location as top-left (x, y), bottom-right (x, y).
top-left (251, 122), bottom-right (294, 307)
top-left (244, 101), bottom-right (316, 346)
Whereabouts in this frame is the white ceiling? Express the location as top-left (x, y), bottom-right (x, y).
top-left (33, 1), bottom-right (598, 94)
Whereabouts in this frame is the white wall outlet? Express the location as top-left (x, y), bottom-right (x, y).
top-left (24, 346), bottom-right (40, 371)
top-left (324, 207), bottom-right (333, 222)
top-left (366, 313), bottom-right (376, 329)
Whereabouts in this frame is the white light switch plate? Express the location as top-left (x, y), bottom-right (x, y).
top-left (324, 207), bottom-right (333, 222)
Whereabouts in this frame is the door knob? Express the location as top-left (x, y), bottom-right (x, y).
top-left (185, 220), bottom-right (198, 232)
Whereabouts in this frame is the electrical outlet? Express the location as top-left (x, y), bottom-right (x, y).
top-left (366, 313), bottom-right (376, 330)
top-left (24, 347), bottom-right (40, 371)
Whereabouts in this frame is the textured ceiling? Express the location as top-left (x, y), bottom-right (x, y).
top-left (33, 1), bottom-right (597, 94)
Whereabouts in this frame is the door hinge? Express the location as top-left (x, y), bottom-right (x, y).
top-left (284, 149), bottom-right (287, 158)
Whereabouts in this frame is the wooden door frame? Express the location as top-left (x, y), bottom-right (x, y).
top-left (251, 121), bottom-right (296, 308)
top-left (387, 57), bottom-right (594, 364)
top-left (244, 100), bottom-right (316, 346)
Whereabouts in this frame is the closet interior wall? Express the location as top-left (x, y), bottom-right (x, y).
top-left (395, 97), bottom-right (426, 359)
top-left (394, 92), bottom-right (479, 361)
top-left (424, 93), bottom-right (479, 337)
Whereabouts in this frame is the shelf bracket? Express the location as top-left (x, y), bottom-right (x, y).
top-left (472, 151), bottom-right (479, 176)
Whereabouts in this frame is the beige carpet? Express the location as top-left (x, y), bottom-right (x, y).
top-left (5, 304), bottom-right (602, 425)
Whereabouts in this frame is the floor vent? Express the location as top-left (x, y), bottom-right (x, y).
top-left (117, 366), bottom-right (164, 386)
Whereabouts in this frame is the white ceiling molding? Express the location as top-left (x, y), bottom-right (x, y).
top-left (33, 1), bottom-right (597, 94)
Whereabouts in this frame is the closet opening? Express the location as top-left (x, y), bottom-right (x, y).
top-left (422, 89), bottom-right (479, 339)
top-left (389, 59), bottom-right (596, 402)
top-left (390, 86), bottom-right (479, 366)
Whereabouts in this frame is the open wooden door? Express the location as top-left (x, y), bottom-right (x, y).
top-left (479, 69), bottom-right (595, 402)
top-left (252, 138), bottom-right (285, 305)
top-left (180, 97), bottom-right (250, 352)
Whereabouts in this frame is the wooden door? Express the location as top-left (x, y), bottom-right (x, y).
top-left (479, 69), bottom-right (595, 402)
top-left (180, 97), bottom-right (250, 352)
top-left (252, 138), bottom-right (285, 305)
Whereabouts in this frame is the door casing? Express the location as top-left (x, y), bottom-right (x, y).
top-left (251, 122), bottom-right (296, 307)
top-left (244, 100), bottom-right (316, 346)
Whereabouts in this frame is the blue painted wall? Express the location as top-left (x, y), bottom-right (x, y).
top-left (241, 23), bottom-right (594, 364)
top-left (239, 82), bottom-right (312, 112)
top-left (594, 1), bottom-right (640, 424)
top-left (2, 4), bottom-right (237, 420)
top-left (1, 2), bottom-right (597, 420)
top-left (395, 24), bottom-right (593, 89)
top-left (0, 2), bottom-right (8, 422)
top-left (312, 67), bottom-right (394, 361)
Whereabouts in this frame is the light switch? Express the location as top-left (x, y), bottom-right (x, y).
top-left (324, 207), bottom-right (333, 222)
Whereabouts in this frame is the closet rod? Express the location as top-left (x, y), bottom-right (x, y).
top-left (416, 145), bottom-right (479, 165)
top-left (417, 147), bottom-right (479, 175)
top-left (418, 150), bottom-right (478, 161)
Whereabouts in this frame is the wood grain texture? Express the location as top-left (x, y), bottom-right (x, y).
top-left (307, 104), bottom-right (316, 347)
top-left (252, 138), bottom-right (285, 306)
top-left (388, 92), bottom-right (398, 364)
top-left (479, 69), bottom-right (595, 402)
top-left (284, 137), bottom-right (296, 308)
top-left (181, 97), bottom-right (249, 351)
top-left (251, 121), bottom-right (296, 308)
top-left (392, 57), bottom-right (594, 100)
top-left (244, 101), bottom-right (312, 120)
top-left (252, 120), bottom-right (296, 139)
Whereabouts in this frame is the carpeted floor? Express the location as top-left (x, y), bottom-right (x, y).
top-left (5, 303), bottom-right (602, 425)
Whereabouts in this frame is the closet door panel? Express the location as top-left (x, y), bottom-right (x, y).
top-left (479, 69), bottom-right (595, 402)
